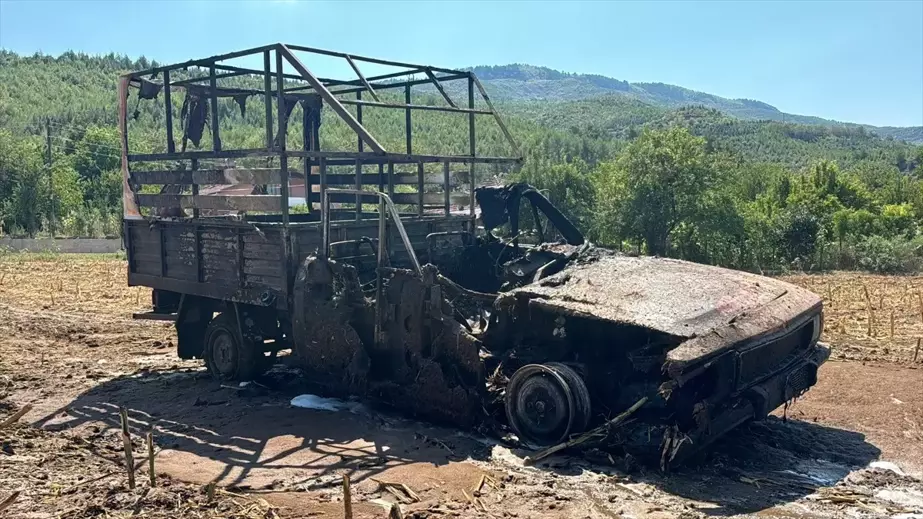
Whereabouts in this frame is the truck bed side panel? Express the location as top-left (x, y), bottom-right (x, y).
top-left (127, 219), bottom-right (287, 307)
top-left (127, 216), bottom-right (472, 308)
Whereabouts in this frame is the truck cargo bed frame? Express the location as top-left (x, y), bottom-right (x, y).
top-left (120, 43), bottom-right (521, 308)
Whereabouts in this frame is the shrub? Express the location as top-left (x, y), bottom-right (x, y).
top-left (855, 235), bottom-right (923, 273)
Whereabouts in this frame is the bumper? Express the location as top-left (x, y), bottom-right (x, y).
top-left (745, 341), bottom-right (830, 417)
top-left (663, 342), bottom-right (830, 465)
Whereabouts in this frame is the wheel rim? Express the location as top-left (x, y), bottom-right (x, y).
top-left (506, 364), bottom-right (576, 445)
top-left (210, 330), bottom-right (238, 376)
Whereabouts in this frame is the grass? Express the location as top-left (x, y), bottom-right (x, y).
top-left (0, 248), bottom-right (125, 263)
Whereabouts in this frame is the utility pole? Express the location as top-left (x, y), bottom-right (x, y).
top-left (45, 118), bottom-right (56, 237)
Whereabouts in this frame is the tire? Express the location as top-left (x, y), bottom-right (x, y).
top-left (176, 319), bottom-right (208, 360)
top-left (504, 363), bottom-right (592, 446)
top-left (203, 312), bottom-right (264, 381)
top-left (175, 297), bottom-right (212, 360)
top-left (547, 363), bottom-right (592, 433)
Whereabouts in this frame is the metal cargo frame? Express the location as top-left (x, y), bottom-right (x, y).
top-left (119, 43), bottom-right (521, 308)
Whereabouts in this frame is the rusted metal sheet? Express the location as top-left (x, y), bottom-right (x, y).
top-left (508, 252), bottom-right (822, 379)
top-left (511, 256), bottom-right (793, 338)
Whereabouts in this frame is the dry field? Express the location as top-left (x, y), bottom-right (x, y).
top-left (782, 272), bottom-right (923, 364)
top-left (0, 255), bottom-right (921, 519)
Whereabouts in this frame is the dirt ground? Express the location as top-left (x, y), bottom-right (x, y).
top-left (1, 256), bottom-right (922, 518)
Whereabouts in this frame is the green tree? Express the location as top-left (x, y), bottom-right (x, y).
top-left (0, 130), bottom-right (46, 235)
top-left (594, 127), bottom-right (717, 255)
top-left (777, 206), bottom-right (821, 264)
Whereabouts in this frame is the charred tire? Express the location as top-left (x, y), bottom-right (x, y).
top-left (505, 363), bottom-right (591, 446)
top-left (176, 319), bottom-right (208, 360)
top-left (547, 363), bottom-right (592, 432)
top-left (203, 312), bottom-right (264, 381)
top-left (175, 297), bottom-right (212, 360)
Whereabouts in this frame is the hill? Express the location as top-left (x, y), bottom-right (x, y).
top-left (468, 64), bottom-right (923, 143)
top-left (504, 96), bottom-right (916, 170)
top-left (0, 49), bottom-right (917, 173)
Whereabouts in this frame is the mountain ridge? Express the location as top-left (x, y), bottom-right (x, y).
top-left (466, 64), bottom-right (923, 143)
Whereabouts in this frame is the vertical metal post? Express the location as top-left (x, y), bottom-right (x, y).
top-left (417, 161), bottom-right (424, 217)
top-left (405, 84), bottom-right (412, 154)
top-left (319, 157), bottom-right (328, 222)
top-left (387, 162), bottom-right (394, 201)
top-left (209, 65), bottom-right (220, 152)
top-left (263, 50), bottom-right (273, 149)
top-left (356, 91), bottom-right (364, 152)
top-left (378, 163), bottom-right (384, 192)
top-left (321, 188), bottom-right (330, 259)
top-left (375, 194), bottom-right (386, 345)
top-left (164, 70), bottom-right (174, 154)
top-left (443, 160), bottom-right (450, 216)
top-left (468, 75), bottom-right (476, 218)
top-left (468, 75), bottom-right (476, 155)
top-left (191, 159), bottom-right (200, 219)
top-left (302, 109), bottom-right (312, 211)
top-left (355, 159), bottom-right (362, 220)
top-left (276, 49), bottom-right (289, 226)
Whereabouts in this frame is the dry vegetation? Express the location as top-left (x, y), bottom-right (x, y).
top-left (0, 253), bottom-right (151, 315)
top-left (0, 421), bottom-right (280, 518)
top-left (782, 273), bottom-right (923, 364)
top-left (0, 255), bottom-right (919, 364)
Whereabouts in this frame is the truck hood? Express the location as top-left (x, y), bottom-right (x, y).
top-left (507, 254), bottom-right (822, 372)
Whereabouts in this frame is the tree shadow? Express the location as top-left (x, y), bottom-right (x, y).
top-left (33, 363), bottom-right (493, 490)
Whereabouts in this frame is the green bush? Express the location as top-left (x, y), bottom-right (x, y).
top-left (855, 235), bottom-right (923, 273)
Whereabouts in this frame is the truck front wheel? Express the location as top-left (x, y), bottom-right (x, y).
top-left (203, 312), bottom-right (264, 381)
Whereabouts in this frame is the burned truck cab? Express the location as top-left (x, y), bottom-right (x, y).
top-left (466, 184), bottom-right (829, 463)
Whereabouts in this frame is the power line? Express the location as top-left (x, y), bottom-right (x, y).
top-left (45, 120), bottom-right (114, 135)
top-left (51, 135), bottom-right (122, 156)
top-left (49, 135), bottom-right (122, 154)
top-left (50, 134), bottom-right (121, 150)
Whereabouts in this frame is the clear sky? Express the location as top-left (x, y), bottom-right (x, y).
top-left (1, 0), bottom-right (921, 127)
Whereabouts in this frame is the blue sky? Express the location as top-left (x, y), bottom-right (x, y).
top-left (1, 0), bottom-right (921, 127)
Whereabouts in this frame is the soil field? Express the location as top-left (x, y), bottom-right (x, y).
top-left (780, 272), bottom-right (923, 364)
top-left (1, 256), bottom-right (921, 518)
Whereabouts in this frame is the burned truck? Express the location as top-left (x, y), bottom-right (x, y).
top-left (122, 44), bottom-right (828, 464)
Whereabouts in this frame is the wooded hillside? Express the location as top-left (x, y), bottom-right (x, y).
top-left (1, 50), bottom-right (922, 274)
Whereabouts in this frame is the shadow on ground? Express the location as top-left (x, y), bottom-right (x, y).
top-left (34, 363), bottom-right (492, 491)
top-left (34, 363), bottom-right (881, 516)
top-left (656, 416), bottom-right (879, 515)
top-left (530, 414), bottom-right (881, 516)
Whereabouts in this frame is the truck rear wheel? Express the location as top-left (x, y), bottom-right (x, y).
top-left (204, 312), bottom-right (264, 381)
